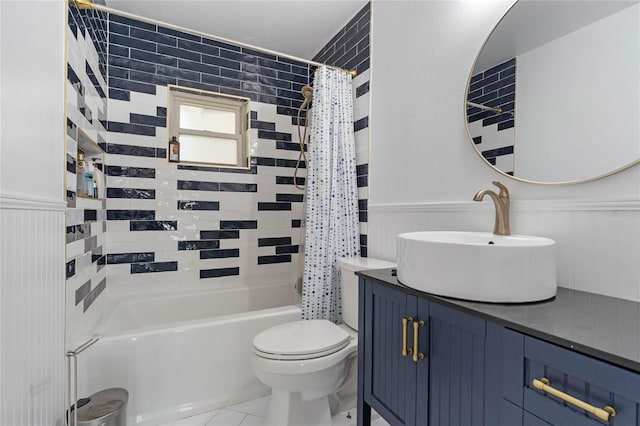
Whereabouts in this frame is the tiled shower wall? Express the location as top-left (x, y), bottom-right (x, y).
top-left (466, 58), bottom-right (516, 175)
top-left (103, 15), bottom-right (311, 291)
top-left (66, 6), bottom-right (109, 340)
top-left (313, 2), bottom-right (371, 256)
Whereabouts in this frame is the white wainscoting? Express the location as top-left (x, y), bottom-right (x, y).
top-left (369, 200), bottom-right (640, 302)
top-left (1, 195), bottom-right (66, 426)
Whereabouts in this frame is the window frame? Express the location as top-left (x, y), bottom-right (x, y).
top-left (168, 85), bottom-right (251, 169)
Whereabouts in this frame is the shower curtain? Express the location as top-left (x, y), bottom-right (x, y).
top-left (301, 66), bottom-right (360, 323)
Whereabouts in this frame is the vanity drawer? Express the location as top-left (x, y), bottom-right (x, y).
top-left (523, 336), bottom-right (640, 425)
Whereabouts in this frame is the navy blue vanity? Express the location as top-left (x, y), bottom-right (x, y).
top-left (357, 269), bottom-right (640, 426)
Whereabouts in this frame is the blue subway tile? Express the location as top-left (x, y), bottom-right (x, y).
top-left (176, 79), bottom-right (220, 94)
top-left (276, 158), bottom-right (304, 168)
top-left (357, 175), bottom-right (368, 188)
top-left (498, 120), bottom-right (515, 131)
top-left (220, 220), bottom-right (257, 230)
top-left (108, 66), bottom-right (129, 79)
top-left (242, 63), bottom-right (277, 78)
top-left (291, 219), bottom-right (302, 228)
top-left (106, 166), bottom-right (155, 178)
top-left (75, 280), bottom-right (91, 305)
top-left (199, 249), bottom-right (240, 260)
top-left (107, 188), bottom-right (156, 199)
top-left (354, 116), bottom-right (368, 132)
top-left (108, 21), bottom-right (129, 36)
top-left (130, 27), bottom-right (176, 47)
top-left (157, 107), bottom-right (167, 117)
top-left (258, 130), bottom-right (291, 141)
top-left (202, 37), bottom-right (240, 51)
top-left (251, 120), bottom-right (276, 131)
top-left (257, 57), bottom-right (290, 72)
top-left (109, 33), bottom-right (156, 53)
top-left (360, 234), bottom-right (368, 246)
top-left (276, 245), bottom-right (299, 255)
top-left (110, 14), bottom-right (156, 32)
top-left (178, 58), bottom-right (220, 76)
top-left (201, 54), bottom-right (241, 71)
top-left (107, 121), bottom-right (156, 136)
top-left (358, 199), bottom-right (368, 211)
top-left (158, 26), bottom-right (201, 42)
top-left (220, 182), bottom-right (257, 192)
top-left (276, 193), bottom-right (304, 202)
top-left (109, 55), bottom-right (157, 73)
top-left (356, 81), bottom-right (370, 98)
top-left (131, 261), bottom-right (178, 274)
top-left (129, 49), bottom-right (175, 68)
top-left (242, 47), bottom-right (275, 61)
top-left (107, 252), bottom-right (154, 264)
top-left (84, 210), bottom-right (97, 221)
top-left (258, 94), bottom-right (278, 105)
top-left (177, 180), bottom-right (219, 191)
top-left (177, 200), bottom-right (220, 211)
top-left (276, 176), bottom-right (305, 186)
top-left (130, 220), bottom-right (177, 231)
top-left (276, 141), bottom-right (305, 151)
top-left (258, 255), bottom-right (291, 265)
top-left (359, 211), bottom-right (368, 222)
top-left (201, 73), bottom-right (242, 89)
top-left (107, 210), bottom-right (155, 220)
top-left (242, 82), bottom-right (277, 96)
top-left (220, 48), bottom-right (257, 64)
top-left (129, 69), bottom-right (176, 86)
top-left (257, 202), bottom-right (291, 211)
top-left (200, 230), bottom-right (240, 239)
top-left (255, 157), bottom-right (276, 166)
top-left (178, 240), bottom-right (220, 250)
top-left (177, 38), bottom-right (220, 56)
top-left (103, 143), bottom-right (157, 157)
top-left (277, 88), bottom-right (303, 101)
top-left (200, 267), bottom-right (240, 279)
top-left (109, 77), bottom-right (156, 95)
top-left (356, 164), bottom-right (369, 176)
top-left (157, 64), bottom-right (199, 81)
top-left (220, 69), bottom-right (258, 82)
top-left (130, 113), bottom-right (166, 127)
top-left (157, 44), bottom-right (200, 62)
top-left (258, 75), bottom-right (291, 89)
top-left (482, 145), bottom-right (514, 159)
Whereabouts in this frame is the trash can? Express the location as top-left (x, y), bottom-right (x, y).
top-left (70, 388), bottom-right (128, 426)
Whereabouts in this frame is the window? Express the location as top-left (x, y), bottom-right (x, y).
top-left (168, 86), bottom-right (250, 168)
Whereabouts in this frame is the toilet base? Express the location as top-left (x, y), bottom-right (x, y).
top-left (265, 388), bottom-right (332, 426)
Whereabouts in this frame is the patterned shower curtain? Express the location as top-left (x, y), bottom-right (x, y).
top-left (301, 66), bottom-right (360, 323)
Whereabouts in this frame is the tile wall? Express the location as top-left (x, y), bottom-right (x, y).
top-left (313, 2), bottom-right (371, 256)
top-left (66, 5), bottom-right (109, 338)
top-left (466, 58), bottom-right (516, 175)
top-left (103, 14), bottom-right (311, 291)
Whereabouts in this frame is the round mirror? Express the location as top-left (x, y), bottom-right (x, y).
top-left (465, 0), bottom-right (640, 184)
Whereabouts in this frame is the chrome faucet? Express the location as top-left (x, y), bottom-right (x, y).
top-left (473, 181), bottom-right (511, 235)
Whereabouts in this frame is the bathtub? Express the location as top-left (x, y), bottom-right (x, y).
top-left (76, 284), bottom-right (300, 425)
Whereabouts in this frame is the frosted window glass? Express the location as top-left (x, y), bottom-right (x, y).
top-left (180, 104), bottom-right (236, 134)
top-left (179, 134), bottom-right (237, 165)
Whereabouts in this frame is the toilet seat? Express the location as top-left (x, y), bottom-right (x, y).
top-left (253, 320), bottom-right (351, 361)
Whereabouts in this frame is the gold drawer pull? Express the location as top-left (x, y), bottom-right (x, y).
top-left (402, 317), bottom-right (413, 356)
top-left (532, 378), bottom-right (616, 421)
top-left (413, 320), bottom-right (425, 362)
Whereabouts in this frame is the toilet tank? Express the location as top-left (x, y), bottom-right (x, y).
top-left (337, 257), bottom-right (396, 331)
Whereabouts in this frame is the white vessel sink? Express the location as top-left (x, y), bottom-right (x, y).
top-left (396, 231), bottom-right (557, 303)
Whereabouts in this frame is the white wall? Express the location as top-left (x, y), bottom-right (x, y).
top-left (516, 4), bottom-right (640, 182)
top-left (369, 1), bottom-right (640, 301)
top-left (0, 1), bottom-right (66, 424)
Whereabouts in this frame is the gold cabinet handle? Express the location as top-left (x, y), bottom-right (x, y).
top-left (402, 317), bottom-right (413, 356)
top-left (532, 378), bottom-right (616, 421)
top-left (413, 320), bottom-right (425, 362)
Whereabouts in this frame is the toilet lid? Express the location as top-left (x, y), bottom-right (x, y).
top-left (253, 320), bottom-right (351, 360)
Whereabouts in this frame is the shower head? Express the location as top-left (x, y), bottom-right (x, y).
top-left (301, 85), bottom-right (313, 101)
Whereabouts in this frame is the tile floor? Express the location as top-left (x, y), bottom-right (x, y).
top-left (160, 395), bottom-right (390, 426)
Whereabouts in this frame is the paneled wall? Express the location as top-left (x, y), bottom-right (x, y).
top-left (1, 1), bottom-right (66, 424)
top-left (313, 3), bottom-right (371, 256)
top-left (103, 15), bottom-right (310, 293)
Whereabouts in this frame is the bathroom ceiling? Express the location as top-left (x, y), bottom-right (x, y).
top-left (105, 0), bottom-right (369, 60)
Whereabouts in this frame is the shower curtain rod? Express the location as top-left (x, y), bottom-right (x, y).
top-left (70, 0), bottom-right (357, 78)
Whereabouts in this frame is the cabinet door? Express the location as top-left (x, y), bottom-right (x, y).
top-left (362, 280), bottom-right (418, 425)
top-left (427, 302), bottom-right (487, 426)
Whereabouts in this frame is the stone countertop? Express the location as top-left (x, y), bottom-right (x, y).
top-left (358, 268), bottom-right (640, 373)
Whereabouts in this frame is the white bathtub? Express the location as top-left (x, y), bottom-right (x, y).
top-left (76, 284), bottom-right (300, 425)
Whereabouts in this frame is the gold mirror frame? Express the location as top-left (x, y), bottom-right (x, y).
top-left (464, 0), bottom-right (640, 185)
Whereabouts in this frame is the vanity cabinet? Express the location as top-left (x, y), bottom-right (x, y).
top-left (358, 275), bottom-right (640, 426)
top-left (502, 331), bottom-right (640, 425)
top-left (358, 278), bottom-right (490, 426)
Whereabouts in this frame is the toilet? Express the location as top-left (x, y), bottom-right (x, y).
top-left (251, 256), bottom-right (396, 426)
